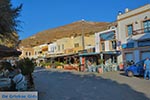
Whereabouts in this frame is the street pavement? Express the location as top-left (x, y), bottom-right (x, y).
top-left (33, 68), bottom-right (150, 100)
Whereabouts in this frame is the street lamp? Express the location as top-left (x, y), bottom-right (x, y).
top-left (81, 19), bottom-right (85, 50)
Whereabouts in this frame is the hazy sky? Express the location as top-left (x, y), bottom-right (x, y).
top-left (11, 0), bottom-right (150, 40)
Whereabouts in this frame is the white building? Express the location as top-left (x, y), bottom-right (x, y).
top-left (117, 4), bottom-right (150, 63)
top-left (48, 42), bottom-right (57, 55)
top-left (95, 26), bottom-right (119, 64)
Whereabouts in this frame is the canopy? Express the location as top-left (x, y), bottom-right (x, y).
top-left (0, 45), bottom-right (22, 57)
top-left (79, 51), bottom-right (120, 56)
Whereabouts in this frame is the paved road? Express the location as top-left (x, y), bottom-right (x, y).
top-left (33, 68), bottom-right (150, 100)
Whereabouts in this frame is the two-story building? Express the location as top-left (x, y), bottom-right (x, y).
top-left (117, 4), bottom-right (150, 63)
top-left (73, 35), bottom-right (95, 53)
top-left (19, 46), bottom-right (34, 59)
top-left (56, 37), bottom-right (74, 55)
top-left (33, 45), bottom-right (43, 59)
top-left (48, 42), bottom-right (57, 56)
top-left (95, 23), bottom-right (119, 64)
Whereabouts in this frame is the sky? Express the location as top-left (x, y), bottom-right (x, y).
top-left (11, 0), bottom-right (150, 40)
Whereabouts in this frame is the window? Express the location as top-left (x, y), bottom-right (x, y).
top-left (62, 44), bottom-right (64, 50)
top-left (58, 45), bottom-right (60, 51)
top-left (25, 52), bottom-right (28, 56)
top-left (39, 51), bottom-right (42, 54)
top-left (127, 24), bottom-right (133, 36)
top-left (101, 42), bottom-right (105, 51)
top-left (29, 52), bottom-right (31, 56)
top-left (127, 43), bottom-right (134, 48)
top-left (51, 47), bottom-right (54, 52)
top-left (100, 31), bottom-right (115, 41)
top-left (138, 40), bottom-right (150, 47)
top-left (111, 40), bottom-right (117, 50)
top-left (143, 20), bottom-right (150, 33)
top-left (74, 43), bottom-right (79, 47)
top-left (35, 51), bottom-right (37, 55)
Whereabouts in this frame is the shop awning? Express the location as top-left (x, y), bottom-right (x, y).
top-left (47, 53), bottom-right (78, 58)
top-left (100, 51), bottom-right (120, 55)
top-left (79, 52), bottom-right (100, 56)
top-left (79, 51), bottom-right (120, 56)
top-left (128, 33), bottom-right (150, 41)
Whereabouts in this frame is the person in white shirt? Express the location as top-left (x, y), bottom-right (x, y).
top-left (12, 68), bottom-right (27, 91)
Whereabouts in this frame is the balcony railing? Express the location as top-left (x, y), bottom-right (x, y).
top-left (132, 27), bottom-right (150, 35)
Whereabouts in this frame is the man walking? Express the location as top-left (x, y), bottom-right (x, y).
top-left (144, 57), bottom-right (150, 80)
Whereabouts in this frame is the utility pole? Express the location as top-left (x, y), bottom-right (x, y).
top-left (81, 19), bottom-right (85, 50)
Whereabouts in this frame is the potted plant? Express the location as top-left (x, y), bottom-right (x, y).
top-left (40, 62), bottom-right (51, 69)
top-left (16, 58), bottom-right (35, 88)
top-left (55, 61), bottom-right (63, 69)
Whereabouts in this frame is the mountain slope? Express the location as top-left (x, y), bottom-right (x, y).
top-left (20, 21), bottom-right (111, 47)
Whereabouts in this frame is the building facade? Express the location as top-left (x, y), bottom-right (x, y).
top-left (95, 26), bottom-right (119, 64)
top-left (48, 42), bottom-right (57, 55)
top-left (19, 47), bottom-right (34, 59)
top-left (117, 4), bottom-right (150, 63)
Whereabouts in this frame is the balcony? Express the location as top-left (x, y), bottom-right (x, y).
top-left (132, 27), bottom-right (150, 35)
top-left (128, 27), bottom-right (150, 41)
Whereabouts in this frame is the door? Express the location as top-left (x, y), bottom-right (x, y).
top-left (141, 51), bottom-right (150, 60)
top-left (125, 53), bottom-right (133, 61)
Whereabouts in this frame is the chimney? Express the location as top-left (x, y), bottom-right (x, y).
top-left (125, 8), bottom-right (130, 13)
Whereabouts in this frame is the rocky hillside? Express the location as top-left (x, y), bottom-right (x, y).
top-left (20, 21), bottom-right (112, 47)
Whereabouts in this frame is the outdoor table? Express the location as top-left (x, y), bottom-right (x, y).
top-left (0, 78), bottom-right (11, 90)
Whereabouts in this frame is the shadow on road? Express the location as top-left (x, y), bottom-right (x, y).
top-left (33, 69), bottom-right (149, 100)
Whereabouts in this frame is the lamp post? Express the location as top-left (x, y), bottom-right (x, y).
top-left (81, 19), bottom-right (85, 50)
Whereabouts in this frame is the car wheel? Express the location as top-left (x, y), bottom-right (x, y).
top-left (127, 71), bottom-right (133, 77)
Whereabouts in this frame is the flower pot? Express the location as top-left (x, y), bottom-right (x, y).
top-left (57, 66), bottom-right (63, 69)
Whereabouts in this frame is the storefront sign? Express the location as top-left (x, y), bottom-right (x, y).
top-left (0, 92), bottom-right (38, 100)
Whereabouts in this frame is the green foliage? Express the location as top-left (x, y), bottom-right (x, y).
top-left (0, 0), bottom-right (22, 34)
top-left (55, 61), bottom-right (63, 66)
top-left (16, 58), bottom-right (35, 75)
top-left (0, 0), bottom-right (22, 47)
top-left (40, 62), bottom-right (51, 67)
top-left (63, 61), bottom-right (67, 64)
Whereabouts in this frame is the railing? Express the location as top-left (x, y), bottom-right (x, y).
top-left (132, 27), bottom-right (150, 35)
top-left (97, 63), bottom-right (118, 73)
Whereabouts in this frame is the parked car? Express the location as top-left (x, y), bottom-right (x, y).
top-left (124, 59), bottom-right (145, 77)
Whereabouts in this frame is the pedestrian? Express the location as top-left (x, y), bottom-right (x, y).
top-left (87, 58), bottom-right (96, 72)
top-left (143, 57), bottom-right (150, 80)
top-left (11, 68), bottom-right (27, 91)
top-left (87, 59), bottom-right (92, 72)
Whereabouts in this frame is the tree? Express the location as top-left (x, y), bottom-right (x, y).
top-left (0, 0), bottom-right (22, 47)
